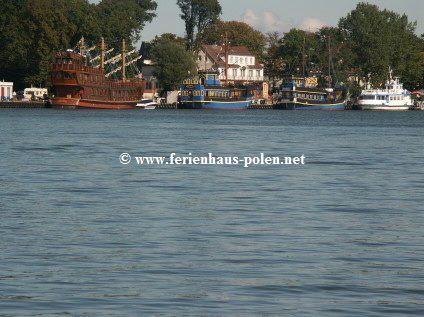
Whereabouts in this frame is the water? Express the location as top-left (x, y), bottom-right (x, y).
top-left (1, 109), bottom-right (424, 316)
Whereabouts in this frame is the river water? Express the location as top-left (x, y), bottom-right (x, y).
top-left (1, 109), bottom-right (424, 316)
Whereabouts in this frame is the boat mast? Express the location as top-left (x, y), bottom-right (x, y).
top-left (328, 36), bottom-right (332, 88)
top-left (122, 39), bottom-right (126, 82)
top-left (225, 32), bottom-right (229, 86)
top-left (302, 37), bottom-right (305, 78)
top-left (80, 36), bottom-right (85, 57)
top-left (101, 37), bottom-right (105, 69)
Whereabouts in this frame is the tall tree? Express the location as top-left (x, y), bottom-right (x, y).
top-left (339, 2), bottom-right (422, 86)
top-left (150, 35), bottom-right (197, 92)
top-left (202, 21), bottom-right (266, 60)
top-left (263, 32), bottom-right (284, 85)
top-left (316, 26), bottom-right (354, 86)
top-left (177, 0), bottom-right (222, 51)
top-left (97, 0), bottom-right (157, 48)
top-left (277, 29), bottom-right (321, 76)
top-left (0, 0), bottom-right (32, 88)
top-left (0, 0), bottom-right (158, 89)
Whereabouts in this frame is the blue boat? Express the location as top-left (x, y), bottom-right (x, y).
top-left (273, 76), bottom-right (347, 110)
top-left (179, 72), bottom-right (254, 110)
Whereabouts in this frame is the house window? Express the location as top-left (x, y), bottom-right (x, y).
top-left (232, 69), bottom-right (237, 78)
top-left (249, 70), bottom-right (253, 78)
top-left (256, 70), bottom-right (261, 79)
top-left (250, 57), bottom-right (253, 64)
top-left (198, 55), bottom-right (202, 61)
top-left (241, 69), bottom-right (246, 77)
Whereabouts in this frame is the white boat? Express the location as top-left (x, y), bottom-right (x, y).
top-left (356, 76), bottom-right (413, 111)
top-left (136, 99), bottom-right (157, 109)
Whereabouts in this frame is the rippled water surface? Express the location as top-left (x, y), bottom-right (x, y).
top-left (1, 109), bottom-right (424, 316)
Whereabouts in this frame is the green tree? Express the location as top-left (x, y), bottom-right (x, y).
top-left (150, 35), bottom-right (197, 92)
top-left (97, 0), bottom-right (157, 48)
top-left (339, 2), bottom-right (422, 87)
top-left (263, 31), bottom-right (284, 85)
top-left (277, 28), bottom-right (321, 76)
top-left (0, 0), bottom-right (157, 89)
top-left (0, 0), bottom-right (32, 89)
top-left (316, 26), bottom-right (355, 86)
top-left (177, 0), bottom-right (222, 51)
top-left (202, 21), bottom-right (266, 60)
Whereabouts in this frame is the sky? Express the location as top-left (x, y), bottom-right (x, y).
top-left (90, 0), bottom-right (424, 43)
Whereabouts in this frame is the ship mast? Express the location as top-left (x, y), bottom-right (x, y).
top-left (122, 39), bottom-right (126, 82)
top-left (225, 32), bottom-right (229, 86)
top-left (328, 35), bottom-right (332, 88)
top-left (101, 37), bottom-right (105, 69)
top-left (80, 36), bottom-right (85, 57)
top-left (302, 37), bottom-right (305, 78)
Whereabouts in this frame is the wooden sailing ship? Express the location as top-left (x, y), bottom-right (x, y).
top-left (51, 37), bottom-right (145, 109)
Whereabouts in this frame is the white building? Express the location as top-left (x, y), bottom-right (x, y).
top-left (197, 45), bottom-right (264, 84)
top-left (0, 81), bottom-right (13, 100)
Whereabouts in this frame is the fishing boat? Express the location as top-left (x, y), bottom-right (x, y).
top-left (179, 71), bottom-right (254, 110)
top-left (51, 37), bottom-right (145, 109)
top-left (354, 75), bottom-right (413, 111)
top-left (273, 76), bottom-right (347, 110)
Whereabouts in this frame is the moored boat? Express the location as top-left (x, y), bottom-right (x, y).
top-left (273, 76), bottom-right (347, 110)
top-left (51, 37), bottom-right (145, 109)
top-left (354, 76), bottom-right (413, 111)
top-left (179, 72), bottom-right (254, 110)
top-left (136, 99), bottom-right (157, 109)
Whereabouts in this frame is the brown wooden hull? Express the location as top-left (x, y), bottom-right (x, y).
top-left (51, 97), bottom-right (137, 109)
top-left (51, 50), bottom-right (145, 109)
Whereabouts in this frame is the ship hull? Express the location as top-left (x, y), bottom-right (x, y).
top-left (356, 104), bottom-right (412, 111)
top-left (51, 97), bottom-right (137, 109)
top-left (179, 100), bottom-right (251, 110)
top-left (273, 101), bottom-right (345, 110)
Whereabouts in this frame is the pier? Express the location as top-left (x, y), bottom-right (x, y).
top-left (0, 101), bottom-right (48, 109)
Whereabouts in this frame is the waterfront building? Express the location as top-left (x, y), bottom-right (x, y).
top-left (0, 81), bottom-right (13, 100)
top-left (197, 45), bottom-right (264, 85)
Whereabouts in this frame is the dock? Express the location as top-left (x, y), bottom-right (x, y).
top-left (0, 101), bottom-right (48, 108)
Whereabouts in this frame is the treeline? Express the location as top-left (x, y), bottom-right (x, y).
top-left (1, 0), bottom-right (424, 91)
top-left (174, 1), bottom-right (424, 90)
top-left (0, 0), bottom-right (157, 89)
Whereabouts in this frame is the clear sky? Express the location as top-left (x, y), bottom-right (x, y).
top-left (90, 0), bottom-right (424, 43)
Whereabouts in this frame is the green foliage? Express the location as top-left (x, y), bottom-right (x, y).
top-left (339, 2), bottom-right (424, 87)
top-left (0, 0), bottom-right (157, 89)
top-left (150, 33), bottom-right (186, 48)
top-left (316, 26), bottom-right (355, 85)
top-left (202, 21), bottom-right (266, 60)
top-left (150, 35), bottom-right (197, 92)
top-left (177, 0), bottom-right (222, 51)
top-left (277, 29), bottom-right (321, 76)
top-left (97, 0), bottom-right (157, 48)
